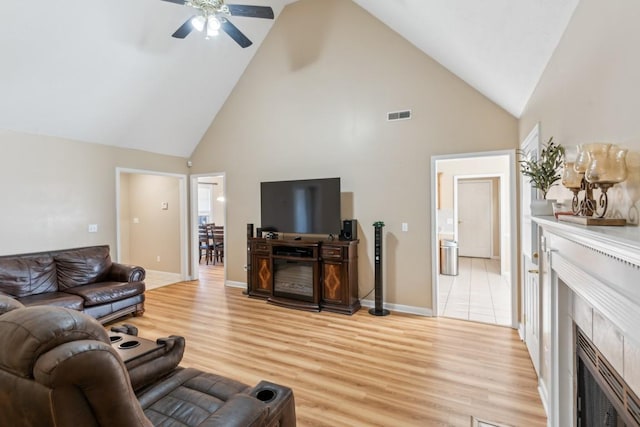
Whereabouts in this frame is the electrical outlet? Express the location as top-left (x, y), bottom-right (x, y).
top-left (88, 224), bottom-right (98, 233)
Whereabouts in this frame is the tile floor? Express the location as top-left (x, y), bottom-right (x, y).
top-left (144, 270), bottom-right (182, 290)
top-left (438, 257), bottom-right (512, 326)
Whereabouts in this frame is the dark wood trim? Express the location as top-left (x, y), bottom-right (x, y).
top-left (247, 237), bottom-right (360, 314)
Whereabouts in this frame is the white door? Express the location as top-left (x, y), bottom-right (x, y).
top-left (457, 180), bottom-right (492, 258)
top-left (521, 125), bottom-right (541, 374)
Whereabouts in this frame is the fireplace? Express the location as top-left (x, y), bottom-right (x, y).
top-left (576, 327), bottom-right (640, 426)
top-left (273, 259), bottom-right (314, 300)
top-left (533, 217), bottom-right (640, 426)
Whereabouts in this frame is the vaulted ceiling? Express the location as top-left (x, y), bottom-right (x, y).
top-left (0, 0), bottom-right (578, 158)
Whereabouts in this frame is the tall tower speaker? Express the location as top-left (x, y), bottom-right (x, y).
top-left (244, 224), bottom-right (254, 295)
top-left (369, 221), bottom-right (390, 316)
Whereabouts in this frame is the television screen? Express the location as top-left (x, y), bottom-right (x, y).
top-left (260, 178), bottom-right (341, 235)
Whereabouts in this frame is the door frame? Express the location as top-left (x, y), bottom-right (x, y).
top-left (190, 172), bottom-right (227, 282)
top-left (115, 168), bottom-right (190, 281)
top-left (430, 150), bottom-right (518, 328)
top-left (454, 176), bottom-right (498, 259)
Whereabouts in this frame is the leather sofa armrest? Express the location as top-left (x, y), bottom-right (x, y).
top-left (109, 263), bottom-right (146, 282)
top-left (198, 394), bottom-right (269, 427)
top-left (127, 336), bottom-right (185, 393)
top-left (249, 381), bottom-right (297, 427)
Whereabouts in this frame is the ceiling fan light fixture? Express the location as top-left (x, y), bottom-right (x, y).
top-left (207, 15), bottom-right (221, 30)
top-left (191, 15), bottom-right (205, 32)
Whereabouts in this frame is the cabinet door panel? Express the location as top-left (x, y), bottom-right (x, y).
top-left (254, 256), bottom-right (272, 293)
top-left (322, 262), bottom-right (344, 304)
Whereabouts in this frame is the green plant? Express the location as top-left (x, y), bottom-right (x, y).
top-left (518, 137), bottom-right (565, 199)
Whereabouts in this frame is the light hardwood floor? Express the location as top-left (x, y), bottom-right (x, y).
top-left (115, 266), bottom-right (546, 427)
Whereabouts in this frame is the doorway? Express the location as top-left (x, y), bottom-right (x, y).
top-left (116, 168), bottom-right (189, 289)
top-left (431, 151), bottom-right (517, 328)
top-left (190, 173), bottom-right (226, 283)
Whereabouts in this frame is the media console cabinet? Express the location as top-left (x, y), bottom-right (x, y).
top-left (247, 238), bottom-right (360, 315)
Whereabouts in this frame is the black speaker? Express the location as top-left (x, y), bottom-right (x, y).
top-left (340, 219), bottom-right (358, 241)
top-left (244, 224), bottom-right (253, 295)
top-left (369, 221), bottom-right (389, 316)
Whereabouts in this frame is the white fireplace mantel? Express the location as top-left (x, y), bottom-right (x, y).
top-left (533, 216), bottom-right (640, 426)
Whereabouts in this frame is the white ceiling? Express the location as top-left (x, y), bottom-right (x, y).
top-left (0, 0), bottom-right (578, 158)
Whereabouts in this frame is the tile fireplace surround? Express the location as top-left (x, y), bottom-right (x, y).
top-left (534, 216), bottom-right (640, 426)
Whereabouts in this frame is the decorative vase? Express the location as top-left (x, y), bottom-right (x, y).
top-left (584, 143), bottom-right (613, 183)
top-left (530, 199), bottom-right (555, 216)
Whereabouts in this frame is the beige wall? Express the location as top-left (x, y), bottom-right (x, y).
top-left (190, 0), bottom-right (518, 309)
top-left (0, 129), bottom-right (188, 261)
top-left (520, 0), bottom-right (640, 224)
top-left (120, 173), bottom-right (182, 273)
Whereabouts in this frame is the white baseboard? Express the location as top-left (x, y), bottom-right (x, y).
top-left (360, 299), bottom-right (433, 316)
top-left (223, 283), bottom-right (432, 316)
top-left (518, 323), bottom-right (525, 341)
top-left (225, 280), bottom-right (247, 289)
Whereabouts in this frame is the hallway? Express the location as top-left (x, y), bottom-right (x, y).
top-left (439, 257), bottom-right (511, 326)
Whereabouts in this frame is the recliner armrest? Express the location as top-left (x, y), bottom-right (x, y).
top-left (198, 394), bottom-right (269, 427)
top-left (127, 335), bottom-right (185, 392)
top-left (109, 263), bottom-right (146, 282)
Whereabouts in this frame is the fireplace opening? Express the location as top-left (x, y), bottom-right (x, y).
top-left (273, 259), bottom-right (313, 301)
top-left (578, 357), bottom-right (622, 426)
top-left (576, 327), bottom-right (640, 427)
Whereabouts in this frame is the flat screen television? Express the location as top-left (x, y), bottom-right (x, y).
top-left (260, 177), bottom-right (341, 235)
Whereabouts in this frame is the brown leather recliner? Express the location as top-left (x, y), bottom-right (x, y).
top-left (0, 297), bottom-right (296, 427)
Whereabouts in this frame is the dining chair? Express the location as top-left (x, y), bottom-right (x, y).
top-left (198, 224), bottom-right (213, 265)
top-left (212, 225), bottom-right (224, 264)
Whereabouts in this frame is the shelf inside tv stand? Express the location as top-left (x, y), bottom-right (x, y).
top-left (247, 237), bottom-right (360, 315)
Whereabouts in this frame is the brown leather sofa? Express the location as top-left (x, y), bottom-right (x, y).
top-left (0, 245), bottom-right (145, 323)
top-left (0, 297), bottom-right (297, 427)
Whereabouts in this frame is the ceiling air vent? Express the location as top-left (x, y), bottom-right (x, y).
top-left (387, 110), bottom-right (412, 121)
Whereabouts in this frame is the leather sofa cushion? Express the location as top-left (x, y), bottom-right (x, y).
top-left (83, 294), bottom-right (144, 320)
top-left (0, 254), bottom-right (57, 297)
top-left (0, 306), bottom-right (109, 377)
top-left (139, 368), bottom-right (265, 426)
top-left (0, 295), bottom-right (25, 315)
top-left (55, 246), bottom-right (112, 290)
top-left (64, 281), bottom-right (144, 306)
top-left (17, 292), bottom-right (84, 311)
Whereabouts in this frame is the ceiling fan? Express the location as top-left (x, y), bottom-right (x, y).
top-left (161, 0), bottom-right (274, 48)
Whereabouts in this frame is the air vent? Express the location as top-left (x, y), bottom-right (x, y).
top-left (387, 110), bottom-right (412, 121)
top-left (577, 329), bottom-right (597, 365)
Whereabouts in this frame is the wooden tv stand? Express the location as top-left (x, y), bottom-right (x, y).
top-left (247, 237), bottom-right (360, 315)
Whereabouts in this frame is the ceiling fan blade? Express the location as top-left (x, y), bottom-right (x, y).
top-left (160, 0), bottom-right (187, 4)
top-left (172, 16), bottom-right (195, 39)
top-left (221, 19), bottom-right (253, 48)
top-left (227, 4), bottom-right (274, 19)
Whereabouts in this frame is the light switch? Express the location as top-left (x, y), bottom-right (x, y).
top-left (88, 224), bottom-right (98, 233)
top-left (133, 217), bottom-right (140, 224)
top-left (401, 223), bottom-right (408, 232)
top-left (161, 202), bottom-right (168, 210)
